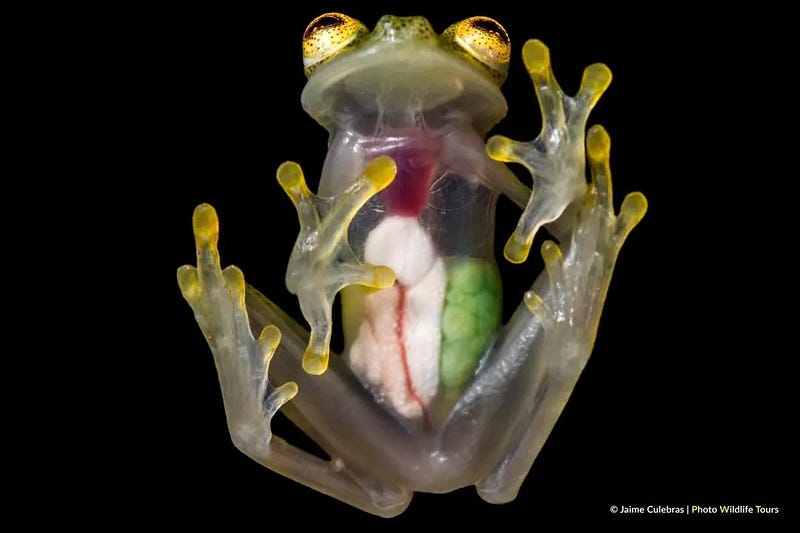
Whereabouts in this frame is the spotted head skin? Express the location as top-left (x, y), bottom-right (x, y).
top-left (369, 14), bottom-right (437, 43)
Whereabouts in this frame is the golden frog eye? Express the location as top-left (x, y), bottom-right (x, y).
top-left (302, 12), bottom-right (368, 78)
top-left (440, 16), bottom-right (510, 83)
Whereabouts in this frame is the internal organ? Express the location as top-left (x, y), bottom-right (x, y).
top-left (347, 216), bottom-right (445, 419)
top-left (361, 129), bottom-right (443, 216)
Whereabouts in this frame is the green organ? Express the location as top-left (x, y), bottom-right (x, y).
top-left (440, 258), bottom-right (502, 388)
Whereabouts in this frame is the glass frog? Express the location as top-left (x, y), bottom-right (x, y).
top-left (178, 13), bottom-right (647, 517)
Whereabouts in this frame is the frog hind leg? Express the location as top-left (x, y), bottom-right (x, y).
top-left (178, 204), bottom-right (411, 517)
top-left (475, 127), bottom-right (647, 503)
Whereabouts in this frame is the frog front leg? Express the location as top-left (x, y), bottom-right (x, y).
top-left (277, 155), bottom-right (397, 375)
top-left (178, 204), bottom-right (412, 517)
top-left (486, 39), bottom-right (613, 263)
top-left (476, 126), bottom-right (647, 503)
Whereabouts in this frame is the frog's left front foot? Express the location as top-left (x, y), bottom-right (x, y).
top-left (487, 39), bottom-right (612, 263)
top-left (277, 156), bottom-right (398, 374)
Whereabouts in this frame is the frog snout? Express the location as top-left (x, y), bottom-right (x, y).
top-left (370, 15), bottom-right (436, 43)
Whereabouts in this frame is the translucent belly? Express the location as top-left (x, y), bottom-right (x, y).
top-left (334, 127), bottom-right (503, 422)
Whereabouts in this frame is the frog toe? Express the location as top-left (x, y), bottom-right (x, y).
top-left (577, 63), bottom-right (612, 111)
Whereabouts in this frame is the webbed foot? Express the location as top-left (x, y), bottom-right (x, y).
top-left (277, 156), bottom-right (398, 375)
top-left (178, 204), bottom-right (297, 449)
top-left (524, 125), bottom-right (647, 374)
top-left (487, 39), bottom-right (612, 263)
top-left (476, 126), bottom-right (646, 504)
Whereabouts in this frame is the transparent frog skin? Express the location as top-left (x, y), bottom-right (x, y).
top-left (178, 13), bottom-right (647, 517)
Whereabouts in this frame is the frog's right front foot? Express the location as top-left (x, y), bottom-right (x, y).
top-left (277, 156), bottom-right (398, 375)
top-left (177, 204), bottom-right (298, 453)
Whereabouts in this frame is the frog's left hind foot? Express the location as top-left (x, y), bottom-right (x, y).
top-left (476, 126), bottom-right (646, 504)
top-left (524, 126), bottom-right (647, 372)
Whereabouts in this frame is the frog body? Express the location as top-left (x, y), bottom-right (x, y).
top-left (178, 13), bottom-right (647, 517)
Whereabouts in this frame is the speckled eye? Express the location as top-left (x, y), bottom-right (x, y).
top-left (441, 16), bottom-right (510, 83)
top-left (303, 13), bottom-right (368, 78)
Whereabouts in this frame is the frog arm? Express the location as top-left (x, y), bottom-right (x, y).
top-left (485, 158), bottom-right (532, 209)
top-left (178, 205), bottom-right (412, 518)
top-left (485, 39), bottom-right (613, 263)
top-left (475, 126), bottom-right (647, 503)
top-left (277, 156), bottom-right (397, 375)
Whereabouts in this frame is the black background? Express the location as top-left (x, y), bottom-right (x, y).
top-left (121, 2), bottom-right (792, 529)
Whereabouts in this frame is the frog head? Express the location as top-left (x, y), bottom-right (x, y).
top-left (301, 14), bottom-right (511, 134)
